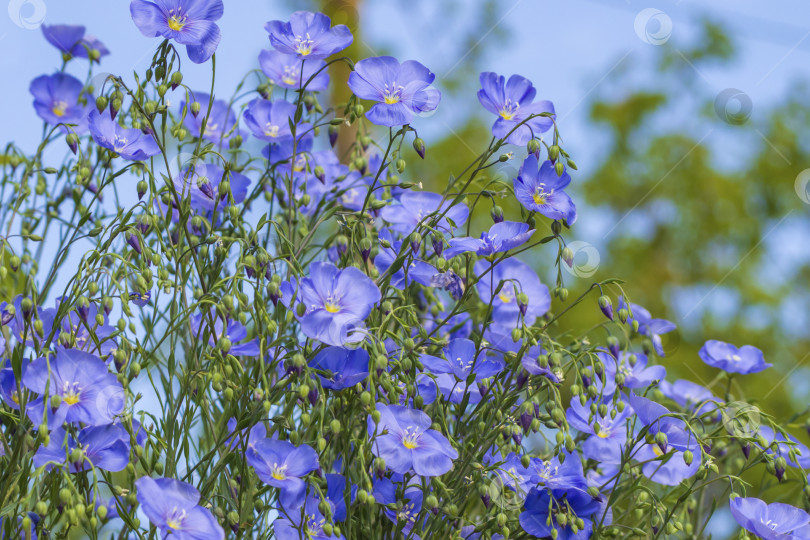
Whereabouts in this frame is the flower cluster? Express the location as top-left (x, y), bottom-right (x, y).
top-left (0, 3), bottom-right (806, 540)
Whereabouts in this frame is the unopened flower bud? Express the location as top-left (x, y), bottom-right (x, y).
top-left (413, 137), bottom-right (426, 159)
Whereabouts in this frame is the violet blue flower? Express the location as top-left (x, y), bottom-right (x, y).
top-left (444, 221), bottom-right (535, 258)
top-left (698, 339), bottom-right (771, 374)
top-left (246, 438), bottom-right (319, 507)
top-left (30, 73), bottom-right (90, 132)
top-left (297, 261), bottom-right (381, 346)
top-left (259, 49), bottom-right (329, 91)
top-left (130, 0), bottom-right (224, 64)
top-left (420, 338), bottom-right (504, 382)
top-left (659, 379), bottom-right (721, 417)
top-left (135, 476), bottom-right (224, 539)
top-left (628, 393), bottom-right (701, 485)
top-left (374, 229), bottom-right (437, 290)
top-left (348, 56), bottom-right (441, 126)
top-left (34, 424), bottom-right (130, 472)
top-left (381, 191), bottom-right (468, 233)
top-left (89, 110), bottom-right (160, 161)
top-left (599, 351), bottom-right (665, 389)
top-left (309, 346), bottom-right (369, 390)
top-left (189, 312), bottom-right (260, 356)
top-left (274, 495), bottom-right (347, 540)
top-left (244, 99), bottom-right (308, 143)
top-left (520, 487), bottom-right (600, 540)
top-left (368, 404), bottom-right (458, 476)
top-left (477, 72), bottom-right (554, 145)
top-left (265, 11), bottom-right (352, 60)
top-left (567, 397), bottom-right (631, 463)
top-left (514, 155), bottom-right (577, 224)
top-left (169, 163), bottom-right (251, 217)
top-left (619, 297), bottom-right (676, 357)
top-left (474, 258), bottom-right (551, 325)
top-left (23, 348), bottom-right (125, 428)
top-left (180, 92), bottom-right (242, 146)
top-left (41, 24), bottom-right (109, 61)
top-left (729, 497), bottom-right (810, 540)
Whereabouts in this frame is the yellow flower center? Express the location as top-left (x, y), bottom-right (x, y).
top-left (62, 381), bottom-right (82, 405)
top-left (264, 123), bottom-right (280, 138)
top-left (294, 34), bottom-right (314, 56)
top-left (324, 302), bottom-right (341, 314)
top-left (597, 430), bottom-right (610, 439)
top-left (271, 463), bottom-right (287, 480)
top-left (498, 292), bottom-right (513, 304)
top-left (532, 192), bottom-right (546, 205)
top-left (167, 9), bottom-right (187, 32)
top-left (167, 519), bottom-right (182, 530)
top-left (402, 427), bottom-right (420, 449)
top-left (652, 445), bottom-right (664, 457)
top-left (51, 101), bottom-right (68, 117)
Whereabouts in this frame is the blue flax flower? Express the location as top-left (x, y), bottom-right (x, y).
top-left (374, 229), bottom-right (437, 290)
top-left (23, 348), bottom-right (125, 428)
top-left (30, 73), bottom-right (90, 132)
top-left (246, 438), bottom-right (319, 508)
top-left (348, 56), bottom-right (441, 126)
top-left (368, 404), bottom-right (458, 476)
top-left (514, 155), bottom-right (577, 223)
top-left (628, 393), bottom-right (701, 485)
top-left (520, 487), bottom-right (601, 540)
top-left (599, 351), bottom-right (665, 389)
top-left (729, 496), bottom-right (810, 540)
top-left (34, 424), bottom-right (130, 472)
top-left (659, 379), bottom-right (721, 417)
top-left (180, 92), bottom-right (242, 146)
top-left (189, 312), bottom-right (260, 356)
top-left (444, 221), bottom-right (535, 258)
top-left (381, 191), bottom-right (468, 233)
top-left (297, 262), bottom-right (381, 346)
top-left (41, 24), bottom-right (109, 61)
top-left (130, 0), bottom-right (223, 64)
top-left (477, 72), bottom-right (554, 145)
top-left (259, 49), bottom-right (329, 91)
top-left (474, 258), bottom-right (550, 325)
top-left (309, 346), bottom-right (369, 390)
top-left (169, 163), bottom-right (251, 218)
top-left (619, 296), bottom-right (676, 357)
top-left (698, 339), bottom-right (771, 374)
top-left (89, 110), bottom-right (160, 161)
top-left (265, 11), bottom-right (352, 60)
top-left (274, 495), bottom-right (346, 540)
top-left (420, 338), bottom-right (504, 404)
top-left (244, 98), bottom-right (308, 143)
top-left (135, 476), bottom-right (224, 539)
top-left (567, 397), bottom-right (631, 463)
